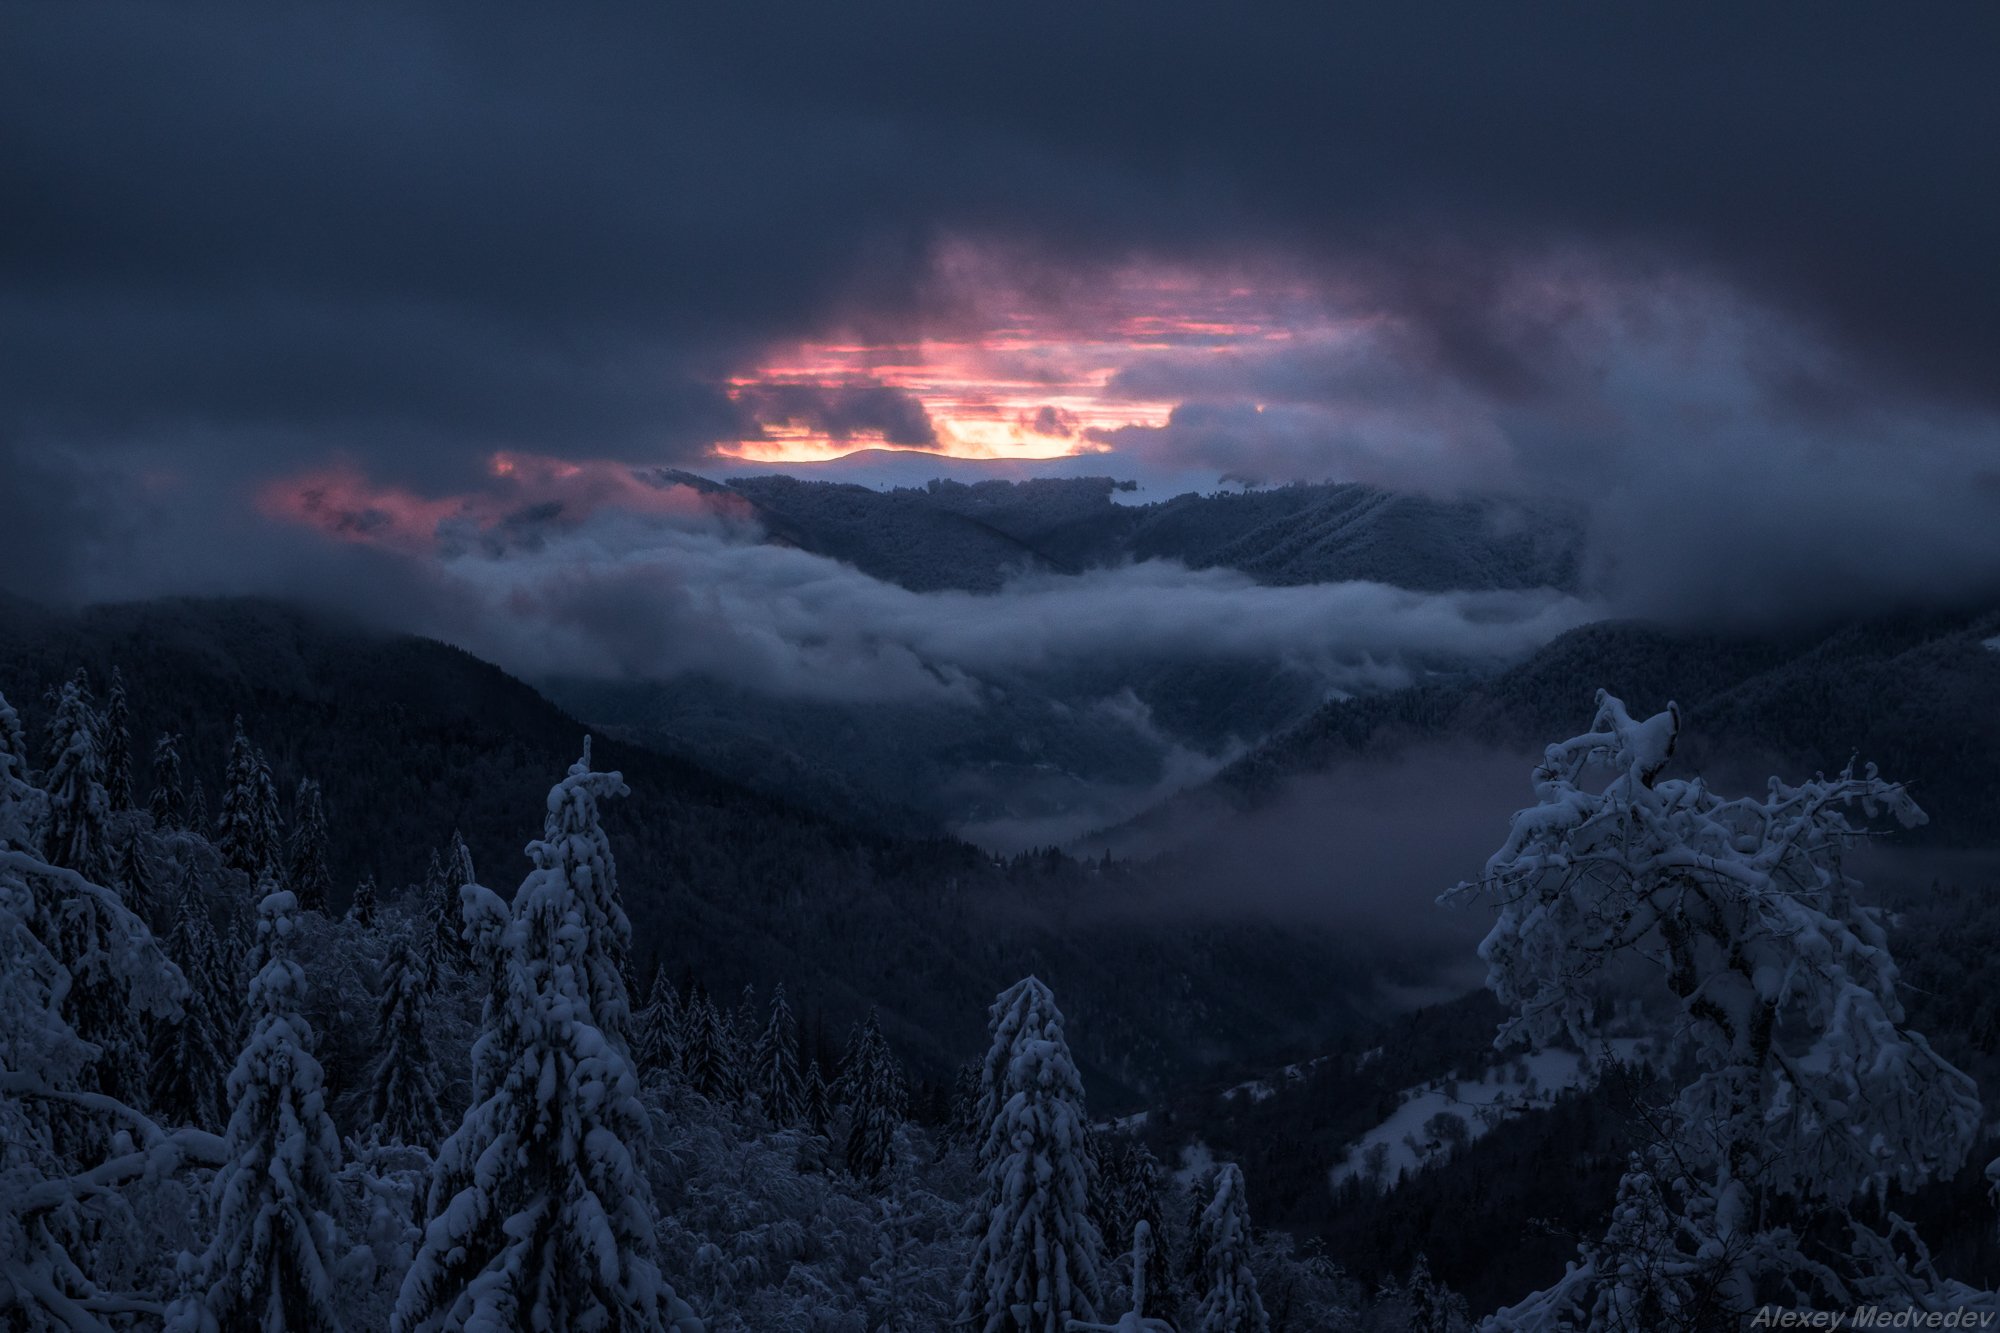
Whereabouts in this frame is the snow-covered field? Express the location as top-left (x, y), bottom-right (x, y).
top-left (1329, 1039), bottom-right (1651, 1192)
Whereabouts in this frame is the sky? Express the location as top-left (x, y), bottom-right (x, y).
top-left (4, 2), bottom-right (1999, 646)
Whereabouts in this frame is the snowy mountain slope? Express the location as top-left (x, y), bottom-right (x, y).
top-left (705, 472), bottom-right (1582, 596)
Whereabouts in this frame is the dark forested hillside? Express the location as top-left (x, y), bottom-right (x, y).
top-left (1109, 609), bottom-right (2000, 852)
top-left (0, 595), bottom-right (1373, 1102)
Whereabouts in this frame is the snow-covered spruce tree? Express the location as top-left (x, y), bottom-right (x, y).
top-left (149, 731), bottom-right (189, 830)
top-left (216, 719), bottom-right (283, 880)
top-left (348, 873), bottom-right (378, 927)
top-left (1404, 1252), bottom-right (1469, 1333)
top-left (841, 1010), bottom-right (907, 1183)
top-left (1191, 1163), bottom-right (1268, 1333)
top-left (40, 669), bottom-right (109, 882)
top-left (682, 988), bottom-right (741, 1105)
top-left (1097, 1140), bottom-right (1176, 1322)
top-left (152, 869), bottom-right (233, 1130)
top-left (753, 983), bottom-right (802, 1126)
top-left (428, 830), bottom-right (475, 974)
top-left (287, 779), bottom-right (332, 914)
top-left (393, 742), bottom-right (698, 1333)
top-left (523, 747), bottom-right (640, 1047)
top-left (634, 964), bottom-right (684, 1083)
top-left (187, 778), bottom-right (208, 836)
top-left (1447, 690), bottom-right (1988, 1324)
top-left (101, 669), bottom-right (133, 813)
top-left (959, 975), bottom-right (1102, 1333)
top-left (1068, 1220), bottom-right (1176, 1333)
top-left (115, 831), bottom-right (158, 933)
top-left (801, 1058), bottom-right (833, 1137)
top-left (365, 940), bottom-right (445, 1149)
top-left (0, 686), bottom-right (30, 787)
top-left (171, 888), bottom-right (344, 1333)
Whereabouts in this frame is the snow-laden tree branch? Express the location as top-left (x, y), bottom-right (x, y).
top-left (1444, 690), bottom-right (1989, 1325)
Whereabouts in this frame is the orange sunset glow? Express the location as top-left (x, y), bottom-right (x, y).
top-left (716, 260), bottom-right (1346, 465)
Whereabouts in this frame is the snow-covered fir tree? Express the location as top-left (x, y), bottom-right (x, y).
top-left (802, 1058), bottom-right (833, 1137)
top-left (634, 964), bottom-right (685, 1083)
top-left (348, 873), bottom-right (378, 927)
top-left (187, 777), bottom-right (208, 836)
top-left (524, 745), bottom-right (638, 1048)
top-left (149, 730), bottom-right (189, 830)
top-left (114, 831), bottom-right (157, 933)
top-left (429, 830), bottom-right (475, 973)
top-left (840, 1010), bottom-right (906, 1183)
top-left (393, 743), bottom-right (698, 1333)
top-left (1448, 690), bottom-right (1991, 1324)
top-left (0, 685), bottom-right (29, 786)
top-left (1403, 1252), bottom-right (1467, 1333)
top-left (682, 988), bottom-right (741, 1105)
top-left (170, 887), bottom-right (344, 1332)
top-left (287, 778), bottom-right (332, 914)
top-left (1097, 1139), bottom-right (1176, 1322)
top-left (40, 669), bottom-right (109, 882)
top-left (151, 868), bottom-right (234, 1130)
top-left (1192, 1163), bottom-right (1268, 1333)
top-left (960, 975), bottom-right (1102, 1333)
top-left (364, 939), bottom-right (445, 1149)
top-left (215, 718), bottom-right (283, 881)
top-left (100, 669), bottom-right (133, 813)
top-left (754, 982), bottom-right (802, 1126)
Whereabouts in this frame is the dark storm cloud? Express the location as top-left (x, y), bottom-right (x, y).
top-left (3, 0), bottom-right (1997, 612)
top-left (733, 383), bottom-right (938, 448)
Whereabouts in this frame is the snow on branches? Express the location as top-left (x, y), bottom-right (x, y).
top-left (1447, 690), bottom-right (1985, 1321)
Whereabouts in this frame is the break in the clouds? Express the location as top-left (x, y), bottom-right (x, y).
top-left (3, 1), bottom-right (1998, 624)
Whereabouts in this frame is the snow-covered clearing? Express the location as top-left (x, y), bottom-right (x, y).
top-left (1329, 1039), bottom-right (1650, 1192)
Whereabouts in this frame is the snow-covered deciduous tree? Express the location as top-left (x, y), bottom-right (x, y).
top-left (287, 779), bottom-right (332, 914)
top-left (1446, 690), bottom-right (1989, 1324)
top-left (364, 941), bottom-right (444, 1149)
top-left (40, 669), bottom-right (108, 882)
top-left (171, 888), bottom-right (345, 1332)
top-left (149, 731), bottom-right (189, 831)
top-left (0, 712), bottom-right (211, 1330)
top-left (753, 983), bottom-right (802, 1126)
top-left (1191, 1163), bottom-right (1267, 1333)
top-left (152, 870), bottom-right (233, 1130)
top-left (960, 975), bottom-right (1102, 1333)
top-left (839, 1010), bottom-right (906, 1183)
top-left (393, 742), bottom-right (699, 1333)
top-left (216, 718), bottom-right (282, 881)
